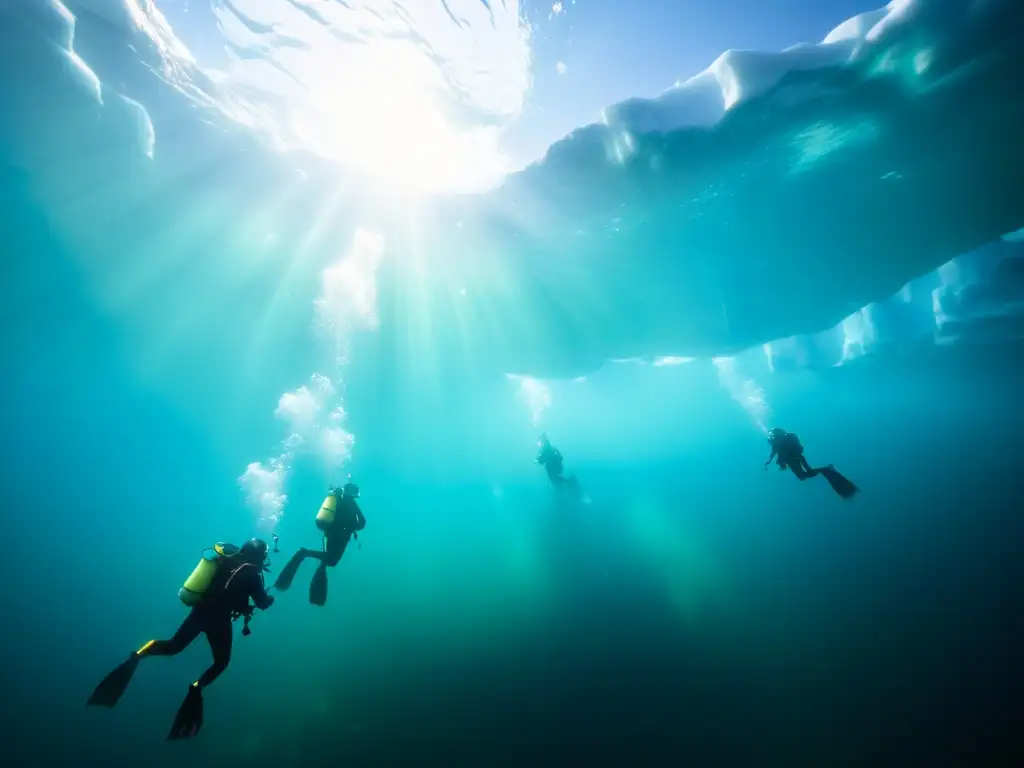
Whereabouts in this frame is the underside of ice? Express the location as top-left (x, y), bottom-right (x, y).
top-left (2, 0), bottom-right (1023, 380)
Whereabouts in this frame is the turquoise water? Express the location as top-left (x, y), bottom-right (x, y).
top-left (2, 0), bottom-right (1023, 765)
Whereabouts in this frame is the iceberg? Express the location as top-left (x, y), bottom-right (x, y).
top-left (1, 0), bottom-right (1022, 381)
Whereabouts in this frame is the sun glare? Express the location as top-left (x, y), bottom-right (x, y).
top-left (290, 43), bottom-right (509, 195)
top-left (205, 0), bottom-right (531, 195)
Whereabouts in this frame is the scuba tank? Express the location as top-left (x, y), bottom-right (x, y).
top-left (315, 491), bottom-right (339, 530)
top-left (316, 480), bottom-right (360, 531)
top-left (178, 543), bottom-right (241, 606)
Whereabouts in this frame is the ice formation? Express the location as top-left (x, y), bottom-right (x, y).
top-left (1, 0), bottom-right (1022, 383)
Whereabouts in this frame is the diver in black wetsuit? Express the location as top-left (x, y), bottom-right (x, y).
top-left (765, 428), bottom-right (820, 479)
top-left (274, 482), bottom-right (366, 606)
top-left (87, 538), bottom-right (275, 740)
top-left (536, 433), bottom-right (579, 493)
top-left (764, 428), bottom-right (858, 498)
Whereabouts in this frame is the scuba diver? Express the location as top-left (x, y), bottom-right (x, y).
top-left (765, 427), bottom-right (858, 499)
top-left (274, 481), bottom-right (365, 607)
top-left (87, 538), bottom-right (275, 740)
top-left (536, 433), bottom-right (580, 495)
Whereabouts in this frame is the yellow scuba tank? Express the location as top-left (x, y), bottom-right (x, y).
top-left (315, 491), bottom-right (339, 531)
top-left (179, 543), bottom-right (239, 606)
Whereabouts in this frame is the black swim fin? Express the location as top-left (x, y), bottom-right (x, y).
top-left (167, 683), bottom-right (204, 741)
top-left (274, 550), bottom-right (306, 591)
top-left (309, 563), bottom-right (328, 607)
top-left (821, 466), bottom-right (858, 499)
top-left (87, 653), bottom-right (140, 708)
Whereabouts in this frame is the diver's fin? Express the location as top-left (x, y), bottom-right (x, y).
top-left (821, 466), bottom-right (858, 499)
top-left (87, 654), bottom-right (140, 708)
top-left (274, 550), bottom-right (306, 591)
top-left (167, 683), bottom-right (204, 741)
top-left (309, 563), bottom-right (328, 607)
